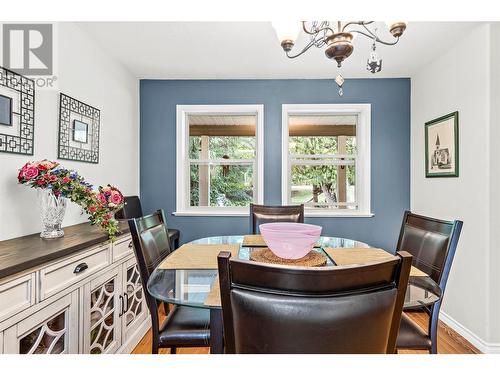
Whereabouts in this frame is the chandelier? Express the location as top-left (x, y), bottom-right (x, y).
top-left (273, 21), bottom-right (406, 96)
top-left (272, 21), bottom-right (407, 95)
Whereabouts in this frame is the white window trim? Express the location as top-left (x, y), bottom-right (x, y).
top-left (174, 104), bottom-right (264, 216)
top-left (281, 103), bottom-right (373, 218)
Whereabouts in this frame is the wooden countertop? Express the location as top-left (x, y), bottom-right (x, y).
top-left (0, 221), bottom-right (130, 280)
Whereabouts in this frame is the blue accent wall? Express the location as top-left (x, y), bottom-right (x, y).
top-left (140, 79), bottom-right (410, 250)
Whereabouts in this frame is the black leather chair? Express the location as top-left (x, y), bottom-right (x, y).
top-left (395, 211), bottom-right (463, 354)
top-left (218, 250), bottom-right (412, 354)
top-left (128, 210), bottom-right (210, 354)
top-left (116, 195), bottom-right (180, 249)
top-left (249, 203), bottom-right (304, 234)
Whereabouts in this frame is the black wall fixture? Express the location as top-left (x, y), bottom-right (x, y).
top-left (58, 93), bottom-right (100, 163)
top-left (0, 66), bottom-right (35, 155)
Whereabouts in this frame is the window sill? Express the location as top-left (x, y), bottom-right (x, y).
top-left (305, 211), bottom-right (374, 218)
top-left (172, 211), bottom-right (249, 217)
top-left (173, 210), bottom-right (373, 218)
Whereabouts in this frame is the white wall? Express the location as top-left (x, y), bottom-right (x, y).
top-left (0, 23), bottom-right (139, 240)
top-left (488, 22), bottom-right (500, 348)
top-left (411, 23), bottom-right (499, 352)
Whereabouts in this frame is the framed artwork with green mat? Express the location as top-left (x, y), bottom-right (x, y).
top-left (425, 111), bottom-right (459, 178)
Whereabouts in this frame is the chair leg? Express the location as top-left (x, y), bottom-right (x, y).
top-left (430, 339), bottom-right (438, 354)
top-left (170, 347), bottom-right (177, 354)
top-left (429, 307), bottom-right (439, 354)
top-left (152, 341), bottom-right (159, 354)
top-left (163, 302), bottom-right (171, 315)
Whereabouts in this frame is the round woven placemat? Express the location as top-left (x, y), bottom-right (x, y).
top-left (250, 248), bottom-right (326, 267)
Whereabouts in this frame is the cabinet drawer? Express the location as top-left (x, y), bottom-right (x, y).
top-left (112, 235), bottom-right (134, 262)
top-left (39, 245), bottom-right (110, 300)
top-left (0, 273), bottom-right (35, 322)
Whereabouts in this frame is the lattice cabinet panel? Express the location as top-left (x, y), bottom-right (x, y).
top-left (83, 267), bottom-right (122, 354)
top-left (3, 291), bottom-right (78, 354)
top-left (121, 258), bottom-right (147, 342)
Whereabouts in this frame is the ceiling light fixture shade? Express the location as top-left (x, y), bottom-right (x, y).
top-left (271, 21), bottom-right (300, 51)
top-left (274, 21), bottom-right (407, 70)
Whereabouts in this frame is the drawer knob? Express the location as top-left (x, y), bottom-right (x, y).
top-left (73, 262), bottom-right (89, 274)
top-left (128, 241), bottom-right (133, 249)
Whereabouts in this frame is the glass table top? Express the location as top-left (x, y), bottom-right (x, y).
top-left (147, 235), bottom-right (441, 310)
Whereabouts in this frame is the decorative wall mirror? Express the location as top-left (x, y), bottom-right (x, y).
top-left (58, 93), bottom-right (100, 163)
top-left (0, 66), bottom-right (35, 155)
top-left (0, 94), bottom-right (13, 126)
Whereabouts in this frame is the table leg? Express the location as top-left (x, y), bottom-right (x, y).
top-left (210, 309), bottom-right (224, 354)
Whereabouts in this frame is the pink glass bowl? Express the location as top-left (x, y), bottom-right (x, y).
top-left (259, 222), bottom-right (322, 259)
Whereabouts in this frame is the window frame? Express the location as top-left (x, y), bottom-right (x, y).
top-left (175, 104), bottom-right (264, 216)
top-left (281, 104), bottom-right (372, 217)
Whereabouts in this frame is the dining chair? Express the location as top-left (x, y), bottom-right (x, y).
top-left (116, 195), bottom-right (180, 249)
top-left (217, 250), bottom-right (412, 354)
top-left (395, 210), bottom-right (463, 354)
top-left (128, 210), bottom-right (210, 354)
top-left (249, 203), bottom-right (304, 234)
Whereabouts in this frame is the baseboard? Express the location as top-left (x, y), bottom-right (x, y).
top-left (117, 316), bottom-right (152, 354)
top-left (439, 311), bottom-right (500, 353)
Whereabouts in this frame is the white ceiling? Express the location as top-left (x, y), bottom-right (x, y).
top-left (77, 21), bottom-right (480, 79)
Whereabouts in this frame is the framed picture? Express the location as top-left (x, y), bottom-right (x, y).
top-left (0, 94), bottom-right (12, 126)
top-left (72, 119), bottom-right (88, 143)
top-left (58, 93), bottom-right (100, 163)
top-left (425, 111), bottom-right (459, 178)
top-left (0, 66), bottom-right (35, 155)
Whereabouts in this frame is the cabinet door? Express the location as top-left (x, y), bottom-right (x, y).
top-left (121, 257), bottom-right (147, 343)
top-left (83, 267), bottom-right (122, 354)
top-left (3, 291), bottom-right (78, 354)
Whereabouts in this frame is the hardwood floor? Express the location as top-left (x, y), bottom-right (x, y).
top-left (397, 312), bottom-right (480, 354)
top-left (132, 310), bottom-right (480, 354)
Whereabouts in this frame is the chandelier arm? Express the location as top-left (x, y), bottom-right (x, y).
top-left (285, 39), bottom-right (318, 58)
top-left (349, 30), bottom-right (400, 45)
top-left (342, 21), bottom-right (374, 32)
top-left (314, 39), bottom-right (327, 48)
top-left (362, 24), bottom-right (378, 38)
top-left (302, 21), bottom-right (335, 36)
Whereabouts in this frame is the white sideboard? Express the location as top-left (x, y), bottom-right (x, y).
top-left (0, 227), bottom-right (150, 354)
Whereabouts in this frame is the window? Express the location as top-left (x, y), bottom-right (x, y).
top-left (282, 104), bottom-right (371, 217)
top-left (176, 105), bottom-right (264, 216)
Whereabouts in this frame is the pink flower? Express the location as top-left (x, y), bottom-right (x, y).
top-left (49, 175), bottom-right (58, 182)
top-left (38, 160), bottom-right (58, 171)
top-left (110, 191), bottom-right (123, 205)
top-left (62, 176), bottom-right (70, 184)
top-left (88, 205), bottom-right (97, 213)
top-left (104, 213), bottom-right (112, 220)
top-left (36, 179), bottom-right (45, 186)
top-left (97, 193), bottom-right (107, 204)
top-left (22, 165), bottom-right (39, 180)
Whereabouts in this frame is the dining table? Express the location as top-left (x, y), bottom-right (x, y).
top-left (147, 235), bottom-right (442, 354)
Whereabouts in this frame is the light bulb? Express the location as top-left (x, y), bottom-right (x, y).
top-left (271, 21), bottom-right (300, 43)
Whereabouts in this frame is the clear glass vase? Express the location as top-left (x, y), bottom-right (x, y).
top-left (38, 189), bottom-right (67, 239)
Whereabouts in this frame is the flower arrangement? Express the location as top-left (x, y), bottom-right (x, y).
top-left (18, 159), bottom-right (124, 241)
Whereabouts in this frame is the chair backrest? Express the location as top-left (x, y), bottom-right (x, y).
top-left (115, 195), bottom-right (143, 220)
top-left (396, 211), bottom-right (463, 290)
top-left (249, 203), bottom-right (304, 234)
top-left (218, 251), bottom-right (412, 354)
top-left (128, 209), bottom-right (173, 333)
